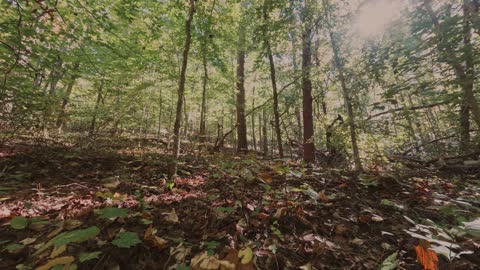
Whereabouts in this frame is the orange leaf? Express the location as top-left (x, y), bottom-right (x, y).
top-left (415, 240), bottom-right (438, 270)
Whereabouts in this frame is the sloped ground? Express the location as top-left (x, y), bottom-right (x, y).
top-left (0, 139), bottom-right (479, 270)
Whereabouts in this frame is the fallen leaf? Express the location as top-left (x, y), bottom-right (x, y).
top-left (164, 209), bottom-right (179, 223)
top-left (50, 244), bottom-right (66, 258)
top-left (35, 256), bottom-right (74, 270)
top-left (238, 247), bottom-right (253, 264)
top-left (170, 243), bottom-right (191, 262)
top-left (191, 252), bottom-right (234, 270)
top-left (371, 214), bottom-right (384, 222)
top-left (144, 226), bottom-right (168, 249)
top-left (299, 262), bottom-right (312, 270)
top-left (415, 240), bottom-right (438, 270)
top-left (20, 238), bottom-right (37, 245)
top-left (258, 173), bottom-right (273, 183)
top-left (273, 207), bottom-right (287, 219)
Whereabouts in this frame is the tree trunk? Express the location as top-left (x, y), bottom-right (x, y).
top-left (251, 86), bottom-right (257, 151)
top-left (172, 0), bottom-right (196, 176)
top-left (301, 0), bottom-right (315, 163)
top-left (89, 80), bottom-right (104, 137)
top-left (157, 87), bottom-right (163, 139)
top-left (263, 0), bottom-right (283, 158)
top-left (56, 62), bottom-right (80, 132)
top-left (262, 108), bottom-right (268, 157)
top-left (329, 31), bottom-right (362, 171)
top-left (236, 12), bottom-right (248, 153)
top-left (199, 44), bottom-right (208, 142)
top-left (461, 0), bottom-right (474, 151)
top-left (424, 0), bottom-right (480, 140)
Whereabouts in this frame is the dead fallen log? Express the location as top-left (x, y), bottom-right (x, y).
top-left (388, 151), bottom-right (480, 169)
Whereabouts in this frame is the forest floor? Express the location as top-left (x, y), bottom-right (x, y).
top-left (0, 138), bottom-right (479, 270)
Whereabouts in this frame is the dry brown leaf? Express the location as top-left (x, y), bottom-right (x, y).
top-left (273, 207), bottom-right (287, 219)
top-left (415, 240), bottom-right (439, 270)
top-left (50, 244), bottom-right (66, 258)
top-left (319, 192), bottom-right (328, 202)
top-left (222, 248), bottom-right (255, 270)
top-left (35, 256), bottom-right (74, 270)
top-left (144, 226), bottom-right (168, 249)
top-left (164, 208), bottom-right (179, 223)
top-left (191, 252), bottom-right (235, 270)
top-left (258, 173), bottom-right (273, 183)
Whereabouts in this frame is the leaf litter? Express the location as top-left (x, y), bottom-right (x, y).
top-left (0, 140), bottom-right (478, 269)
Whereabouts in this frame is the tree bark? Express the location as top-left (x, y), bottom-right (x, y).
top-left (172, 0), bottom-right (196, 172)
top-left (263, 0), bottom-right (283, 158)
top-left (56, 62), bottom-right (80, 132)
top-left (329, 31), bottom-right (362, 171)
top-left (199, 44), bottom-right (208, 142)
top-left (301, 0), bottom-right (315, 163)
top-left (251, 86), bottom-right (257, 151)
top-left (89, 79), bottom-right (104, 137)
top-left (236, 10), bottom-right (248, 153)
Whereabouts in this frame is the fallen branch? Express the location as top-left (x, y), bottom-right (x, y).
top-left (367, 100), bottom-right (452, 120)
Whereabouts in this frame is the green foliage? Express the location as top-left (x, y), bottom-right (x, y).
top-left (10, 217), bottom-right (28, 230)
top-left (79, 251), bottom-right (102, 262)
top-left (96, 207), bottom-right (129, 219)
top-left (112, 232), bottom-right (142, 248)
top-left (379, 252), bottom-right (399, 270)
top-left (52, 226), bottom-right (100, 247)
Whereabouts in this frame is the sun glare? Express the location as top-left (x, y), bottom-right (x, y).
top-left (354, 0), bottom-right (403, 38)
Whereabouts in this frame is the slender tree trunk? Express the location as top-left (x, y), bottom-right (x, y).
top-left (301, 0), bottom-right (315, 163)
top-left (157, 87), bottom-right (163, 139)
top-left (262, 108), bottom-right (268, 157)
top-left (236, 13), bottom-right (248, 153)
top-left (329, 31), bottom-right (362, 171)
top-left (172, 0), bottom-right (196, 176)
top-left (89, 80), bottom-right (104, 137)
top-left (263, 0), bottom-right (283, 158)
top-left (251, 86), bottom-right (257, 151)
top-left (199, 44), bottom-right (208, 142)
top-left (56, 62), bottom-right (80, 132)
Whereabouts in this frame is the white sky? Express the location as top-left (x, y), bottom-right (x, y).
top-left (353, 0), bottom-right (405, 38)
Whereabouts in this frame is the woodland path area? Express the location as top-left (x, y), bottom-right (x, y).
top-left (0, 138), bottom-right (478, 270)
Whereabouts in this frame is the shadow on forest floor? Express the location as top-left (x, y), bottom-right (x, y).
top-left (0, 138), bottom-right (479, 270)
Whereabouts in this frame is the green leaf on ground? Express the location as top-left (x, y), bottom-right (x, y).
top-left (52, 226), bottom-right (100, 247)
top-left (10, 217), bottom-right (28, 230)
top-left (112, 232), bottom-right (141, 248)
top-left (96, 207), bottom-right (129, 219)
top-left (79, 251), bottom-right (102, 262)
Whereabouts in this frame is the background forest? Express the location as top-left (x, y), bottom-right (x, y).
top-left (1, 0), bottom-right (480, 270)
top-left (2, 0), bottom-right (479, 166)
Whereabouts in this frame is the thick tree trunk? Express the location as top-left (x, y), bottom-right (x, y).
top-left (172, 0), bottom-right (196, 174)
top-left (56, 62), bottom-right (80, 132)
top-left (329, 31), bottom-right (362, 171)
top-left (236, 15), bottom-right (248, 153)
top-left (301, 1), bottom-right (315, 163)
